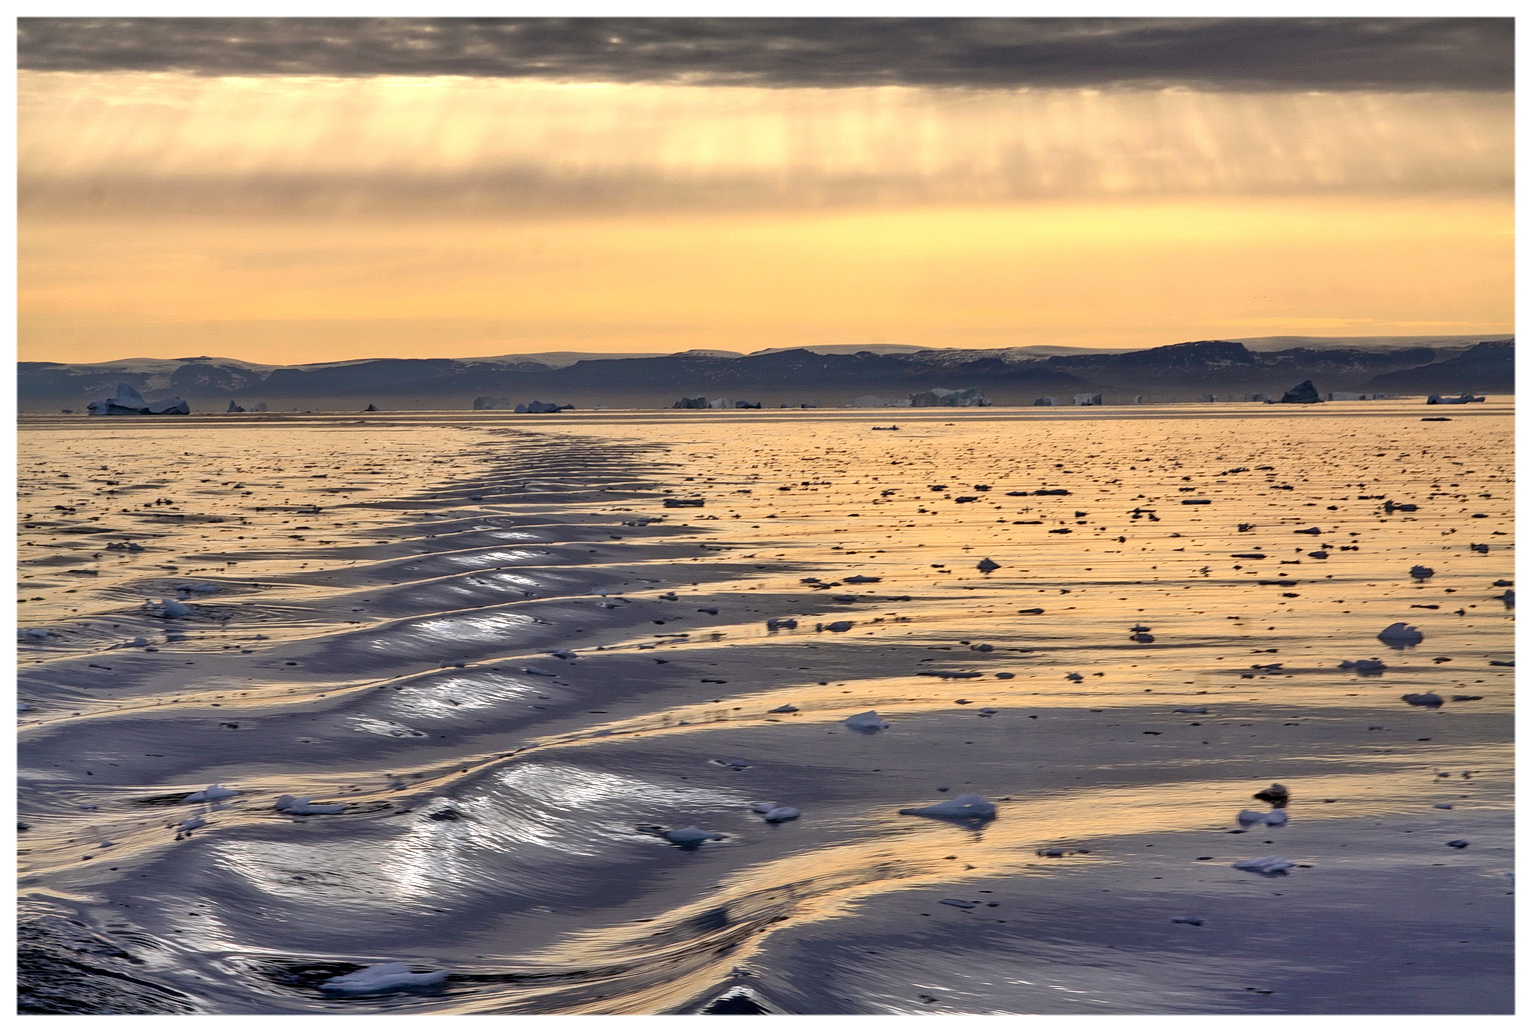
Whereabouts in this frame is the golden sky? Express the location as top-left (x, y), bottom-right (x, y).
top-left (16, 18), bottom-right (1515, 365)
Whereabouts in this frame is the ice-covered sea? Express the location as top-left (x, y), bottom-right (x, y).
top-left (16, 403), bottom-right (1514, 1014)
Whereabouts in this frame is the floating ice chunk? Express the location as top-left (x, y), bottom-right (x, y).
top-left (1401, 692), bottom-right (1444, 708)
top-left (899, 793), bottom-right (997, 820)
top-left (1232, 855), bottom-right (1294, 874)
top-left (762, 807), bottom-right (800, 823)
top-left (708, 758), bottom-right (751, 770)
top-left (976, 558), bottom-right (1000, 572)
top-left (1173, 706), bottom-right (1209, 714)
top-left (548, 649), bottom-right (575, 659)
top-left (18, 628), bottom-right (49, 641)
top-left (751, 801), bottom-right (778, 813)
top-left (822, 620), bottom-right (854, 632)
top-left (1377, 622), bottom-right (1424, 647)
top-left (766, 618), bottom-right (798, 631)
top-left (939, 899), bottom-right (977, 909)
top-left (523, 667), bottom-right (555, 677)
top-left (321, 963), bottom-right (450, 993)
top-left (1171, 916), bottom-right (1204, 926)
top-left (1065, 672), bottom-right (1084, 682)
top-left (1499, 589), bottom-right (1515, 607)
top-left (842, 711), bottom-right (888, 731)
top-left (1265, 809), bottom-right (1288, 826)
top-left (1253, 783), bottom-right (1290, 807)
top-left (1338, 658), bottom-right (1386, 675)
top-left (160, 597), bottom-right (194, 618)
top-left (1409, 565), bottom-right (1435, 580)
top-left (844, 575), bottom-right (881, 584)
top-left (176, 816), bottom-right (206, 833)
top-left (275, 795), bottom-right (346, 815)
top-left (184, 784), bottom-right (238, 803)
top-left (662, 826), bottom-right (726, 846)
top-left (1130, 632), bottom-right (1155, 643)
top-left (1236, 809), bottom-right (1268, 825)
top-left (1446, 839), bottom-right (1469, 849)
top-left (767, 703), bottom-right (799, 713)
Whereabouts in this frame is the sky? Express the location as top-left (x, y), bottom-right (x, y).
top-left (15, 13), bottom-right (1516, 366)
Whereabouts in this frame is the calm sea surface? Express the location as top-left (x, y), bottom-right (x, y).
top-left (17, 402), bottom-right (1514, 1014)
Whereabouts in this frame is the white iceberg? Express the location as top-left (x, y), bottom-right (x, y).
top-left (661, 826), bottom-right (726, 846)
top-left (899, 793), bottom-right (997, 820)
top-left (321, 962), bottom-right (450, 993)
top-left (275, 795), bottom-right (346, 815)
top-left (87, 382), bottom-right (190, 416)
top-left (842, 711), bottom-right (888, 731)
top-left (184, 784), bottom-right (239, 803)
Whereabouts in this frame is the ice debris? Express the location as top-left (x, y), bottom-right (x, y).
top-left (842, 711), bottom-right (889, 731)
top-left (159, 598), bottom-right (194, 618)
top-left (1232, 856), bottom-right (1294, 874)
top-left (752, 802), bottom-right (801, 823)
top-left (275, 795), bottom-right (346, 815)
top-left (321, 963), bottom-right (450, 993)
top-left (1409, 565), bottom-right (1435, 580)
top-left (662, 826), bottom-right (726, 846)
top-left (1377, 622), bottom-right (1424, 647)
top-left (1338, 658), bottom-right (1386, 675)
top-left (899, 793), bottom-right (997, 820)
top-left (1253, 784), bottom-right (1290, 807)
top-left (1401, 692), bottom-right (1444, 708)
top-left (767, 703), bottom-right (799, 714)
top-left (183, 784), bottom-right (238, 803)
top-left (976, 558), bottom-right (1000, 572)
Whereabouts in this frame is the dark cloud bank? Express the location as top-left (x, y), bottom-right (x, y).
top-left (17, 17), bottom-right (1512, 91)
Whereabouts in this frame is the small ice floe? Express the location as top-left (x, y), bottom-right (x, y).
top-left (1253, 783), bottom-right (1290, 807)
top-left (939, 899), bottom-right (977, 909)
top-left (321, 963), bottom-right (450, 994)
top-left (1130, 632), bottom-right (1155, 643)
top-left (821, 620), bottom-right (854, 632)
top-left (159, 597), bottom-right (195, 618)
top-left (1065, 672), bottom-right (1084, 682)
top-left (976, 558), bottom-right (1001, 573)
top-left (175, 816), bottom-right (206, 833)
top-left (183, 784), bottom-right (238, 803)
top-left (275, 795), bottom-right (346, 815)
top-left (844, 575), bottom-right (881, 584)
top-left (1130, 624), bottom-right (1152, 633)
top-left (1171, 916), bottom-right (1204, 926)
top-left (1173, 706), bottom-right (1209, 714)
top-left (548, 649), bottom-right (575, 659)
top-left (662, 826), bottom-right (726, 846)
top-left (767, 704), bottom-right (799, 714)
top-left (1446, 839), bottom-right (1470, 849)
top-left (842, 711), bottom-right (889, 732)
top-left (1265, 809), bottom-right (1288, 826)
top-left (1433, 803), bottom-right (1454, 810)
top-left (18, 628), bottom-right (50, 641)
top-left (1409, 565), bottom-right (1435, 581)
top-left (1237, 809), bottom-right (1269, 825)
top-left (752, 803), bottom-right (800, 823)
top-left (1338, 658), bottom-right (1387, 675)
top-left (766, 618), bottom-right (798, 631)
top-left (523, 667), bottom-right (556, 677)
top-left (1377, 622), bottom-right (1424, 647)
top-left (708, 758), bottom-right (752, 770)
top-left (899, 793), bottom-right (997, 821)
top-left (1232, 855), bottom-right (1294, 874)
top-left (1401, 692), bottom-right (1444, 708)
top-left (1498, 589), bottom-right (1515, 607)
top-left (977, 707), bottom-right (998, 716)
top-left (105, 541), bottom-right (144, 552)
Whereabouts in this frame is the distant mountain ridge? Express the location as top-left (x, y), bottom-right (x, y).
top-left (19, 336), bottom-right (1513, 411)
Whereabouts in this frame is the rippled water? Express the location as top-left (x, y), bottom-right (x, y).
top-left (17, 403), bottom-right (1514, 1014)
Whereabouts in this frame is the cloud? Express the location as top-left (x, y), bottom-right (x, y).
top-left (15, 17), bottom-right (1513, 91)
